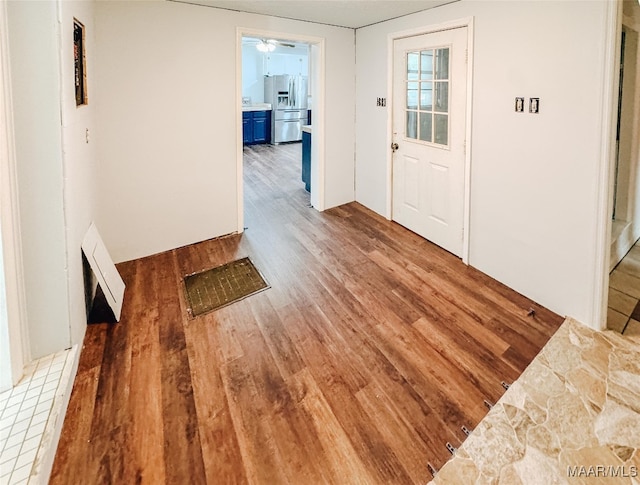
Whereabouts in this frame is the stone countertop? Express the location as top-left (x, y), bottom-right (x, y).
top-left (242, 103), bottom-right (271, 112)
top-left (302, 125), bottom-right (312, 134)
top-left (430, 317), bottom-right (640, 484)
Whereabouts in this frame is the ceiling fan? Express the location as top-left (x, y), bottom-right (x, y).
top-left (244, 37), bottom-right (297, 52)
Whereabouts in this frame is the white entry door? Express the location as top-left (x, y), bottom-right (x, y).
top-left (392, 27), bottom-right (467, 257)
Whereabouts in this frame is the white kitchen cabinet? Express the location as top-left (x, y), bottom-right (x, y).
top-left (266, 53), bottom-right (308, 76)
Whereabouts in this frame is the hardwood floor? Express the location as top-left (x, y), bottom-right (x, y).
top-left (51, 142), bottom-right (563, 484)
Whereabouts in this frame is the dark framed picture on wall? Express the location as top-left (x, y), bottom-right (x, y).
top-left (74, 19), bottom-right (87, 106)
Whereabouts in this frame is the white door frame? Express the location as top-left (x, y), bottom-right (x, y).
top-left (236, 27), bottom-right (326, 233)
top-left (386, 17), bottom-right (474, 263)
top-left (593, 0), bottom-right (624, 331)
top-left (0, 0), bottom-right (28, 390)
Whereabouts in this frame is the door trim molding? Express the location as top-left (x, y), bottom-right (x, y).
top-left (593, 0), bottom-right (623, 330)
top-left (386, 17), bottom-right (474, 263)
top-left (235, 27), bottom-right (326, 233)
top-left (0, 0), bottom-right (29, 389)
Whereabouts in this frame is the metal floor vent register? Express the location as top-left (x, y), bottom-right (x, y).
top-left (184, 257), bottom-right (269, 317)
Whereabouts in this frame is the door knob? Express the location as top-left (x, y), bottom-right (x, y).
top-left (391, 142), bottom-right (399, 152)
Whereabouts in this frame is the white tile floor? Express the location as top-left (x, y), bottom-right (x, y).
top-left (0, 349), bottom-right (73, 485)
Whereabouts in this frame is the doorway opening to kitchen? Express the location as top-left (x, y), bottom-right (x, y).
top-left (236, 29), bottom-right (325, 234)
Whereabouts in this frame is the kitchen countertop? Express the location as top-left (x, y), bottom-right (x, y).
top-left (242, 103), bottom-right (271, 112)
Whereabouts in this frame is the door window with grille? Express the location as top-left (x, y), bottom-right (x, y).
top-left (405, 47), bottom-right (450, 146)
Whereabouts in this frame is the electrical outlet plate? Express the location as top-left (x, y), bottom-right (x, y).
top-left (515, 97), bottom-right (524, 112)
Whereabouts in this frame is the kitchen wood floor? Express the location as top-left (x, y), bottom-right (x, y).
top-left (50, 143), bottom-right (563, 484)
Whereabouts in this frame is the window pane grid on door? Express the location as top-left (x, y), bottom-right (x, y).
top-left (406, 111), bottom-right (418, 139)
top-left (419, 112), bottom-right (432, 142)
top-left (407, 82), bottom-right (418, 109)
top-left (435, 48), bottom-right (449, 80)
top-left (420, 51), bottom-right (433, 80)
top-left (420, 82), bottom-right (433, 110)
top-left (405, 47), bottom-right (450, 146)
top-left (408, 52), bottom-right (419, 80)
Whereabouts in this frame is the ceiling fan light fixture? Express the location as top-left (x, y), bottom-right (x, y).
top-left (256, 40), bottom-right (276, 53)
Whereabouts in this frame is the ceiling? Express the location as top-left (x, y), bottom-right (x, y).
top-left (169, 0), bottom-right (458, 29)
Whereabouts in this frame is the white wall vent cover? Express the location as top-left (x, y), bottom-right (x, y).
top-left (81, 223), bottom-right (126, 321)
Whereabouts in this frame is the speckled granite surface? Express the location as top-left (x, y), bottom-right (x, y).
top-left (430, 318), bottom-right (640, 485)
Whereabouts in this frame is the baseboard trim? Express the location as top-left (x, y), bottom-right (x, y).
top-left (30, 344), bottom-right (80, 485)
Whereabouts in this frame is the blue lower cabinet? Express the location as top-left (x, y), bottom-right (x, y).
top-left (243, 110), bottom-right (271, 145)
top-left (242, 112), bottom-right (253, 145)
top-left (253, 117), bottom-right (268, 143)
top-left (302, 131), bottom-right (311, 192)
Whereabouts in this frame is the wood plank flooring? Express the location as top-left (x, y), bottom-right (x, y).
top-left (51, 142), bottom-right (564, 484)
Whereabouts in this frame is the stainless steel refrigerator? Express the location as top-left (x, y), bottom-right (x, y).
top-left (264, 75), bottom-right (308, 144)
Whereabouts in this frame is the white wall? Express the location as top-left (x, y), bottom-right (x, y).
top-left (7, 0), bottom-right (71, 358)
top-left (59, 1), bottom-right (98, 349)
top-left (96, 1), bottom-right (355, 263)
top-left (355, 0), bottom-right (611, 326)
top-left (242, 43), bottom-right (265, 103)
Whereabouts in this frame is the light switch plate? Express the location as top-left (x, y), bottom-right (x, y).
top-left (515, 97), bottom-right (524, 112)
top-left (529, 97), bottom-right (540, 113)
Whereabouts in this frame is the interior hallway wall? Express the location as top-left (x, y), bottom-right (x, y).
top-left (6, 0), bottom-right (71, 358)
top-left (6, 0), bottom-right (98, 359)
top-left (355, 0), bottom-right (613, 328)
top-left (59, 0), bottom-right (98, 351)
